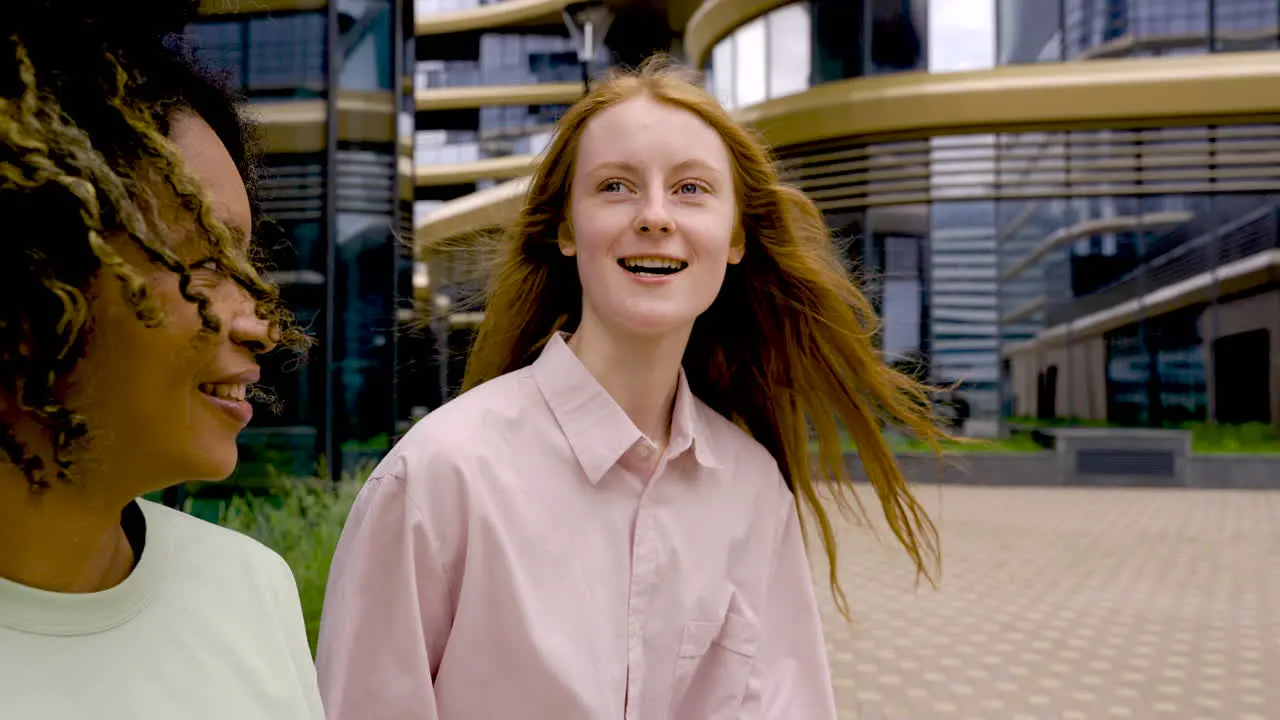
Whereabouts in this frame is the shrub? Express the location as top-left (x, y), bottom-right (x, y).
top-left (209, 467), bottom-right (371, 655)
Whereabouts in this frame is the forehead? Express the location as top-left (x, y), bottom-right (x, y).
top-left (166, 111), bottom-right (252, 243)
top-left (576, 95), bottom-right (731, 174)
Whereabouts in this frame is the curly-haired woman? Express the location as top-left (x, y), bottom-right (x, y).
top-left (0, 2), bottom-right (324, 718)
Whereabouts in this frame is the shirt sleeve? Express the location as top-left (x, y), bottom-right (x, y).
top-left (741, 491), bottom-right (840, 719)
top-left (315, 472), bottom-right (456, 720)
top-left (267, 554), bottom-right (327, 720)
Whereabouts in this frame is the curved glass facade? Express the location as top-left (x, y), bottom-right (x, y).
top-left (992, 124), bottom-right (1280, 429)
top-left (987, 2), bottom-right (1280, 432)
top-left (415, 33), bottom-right (610, 90)
top-left (705, 0), bottom-right (927, 111)
top-left (776, 117), bottom-right (1280, 436)
top-left (998, 0), bottom-right (1280, 64)
top-left (187, 11), bottom-right (328, 99)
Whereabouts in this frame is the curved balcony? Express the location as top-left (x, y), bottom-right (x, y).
top-left (415, 0), bottom-right (574, 37)
top-left (198, 0), bottom-right (325, 15)
top-left (251, 91), bottom-right (396, 154)
top-left (416, 81), bottom-right (583, 111)
top-left (684, 0), bottom-right (792, 69)
top-left (414, 51), bottom-right (1280, 252)
top-left (738, 51), bottom-right (1280, 150)
top-left (414, 154), bottom-right (538, 186)
top-left (417, 177), bottom-right (530, 253)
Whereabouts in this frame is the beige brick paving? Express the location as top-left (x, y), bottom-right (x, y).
top-left (815, 487), bottom-right (1280, 720)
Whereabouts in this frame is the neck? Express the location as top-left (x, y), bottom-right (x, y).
top-left (0, 465), bottom-right (135, 594)
top-left (568, 322), bottom-right (690, 448)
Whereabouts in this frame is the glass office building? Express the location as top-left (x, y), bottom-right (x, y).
top-left (411, 0), bottom-right (677, 408)
top-left (697, 0), bottom-right (1280, 435)
top-left (701, 0), bottom-right (941, 402)
top-left (994, 0), bottom-right (1280, 428)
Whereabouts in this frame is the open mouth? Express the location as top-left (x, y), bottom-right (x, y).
top-left (618, 256), bottom-right (688, 277)
top-left (198, 383), bottom-right (248, 403)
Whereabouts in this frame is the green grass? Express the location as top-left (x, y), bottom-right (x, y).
top-left (893, 433), bottom-right (1046, 454)
top-left (1184, 422), bottom-right (1280, 454)
top-left (1007, 417), bottom-right (1280, 454)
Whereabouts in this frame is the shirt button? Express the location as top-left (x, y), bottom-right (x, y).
top-left (629, 619), bottom-right (641, 637)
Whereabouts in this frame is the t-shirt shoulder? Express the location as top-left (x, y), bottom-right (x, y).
top-left (137, 499), bottom-right (296, 589)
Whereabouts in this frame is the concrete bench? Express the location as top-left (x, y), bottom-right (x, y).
top-left (1048, 427), bottom-right (1192, 487)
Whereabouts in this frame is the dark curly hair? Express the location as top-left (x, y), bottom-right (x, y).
top-left (0, 0), bottom-right (310, 491)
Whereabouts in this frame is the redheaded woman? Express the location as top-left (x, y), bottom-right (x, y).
top-left (318, 56), bottom-right (943, 719)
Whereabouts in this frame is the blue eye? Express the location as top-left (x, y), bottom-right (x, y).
top-left (601, 180), bottom-right (627, 193)
top-left (678, 182), bottom-right (704, 195)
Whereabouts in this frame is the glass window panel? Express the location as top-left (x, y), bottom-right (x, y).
top-left (186, 21), bottom-right (245, 88)
top-left (733, 17), bottom-right (767, 108)
top-left (246, 13), bottom-right (326, 92)
top-left (766, 2), bottom-right (812, 99)
top-left (710, 36), bottom-right (735, 108)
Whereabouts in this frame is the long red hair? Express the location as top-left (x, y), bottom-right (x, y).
top-left (460, 55), bottom-right (945, 617)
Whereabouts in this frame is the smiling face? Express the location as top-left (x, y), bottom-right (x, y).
top-left (561, 94), bottom-right (744, 343)
top-left (59, 112), bottom-right (277, 492)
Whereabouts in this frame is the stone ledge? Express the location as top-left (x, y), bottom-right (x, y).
top-left (838, 451), bottom-right (1280, 489)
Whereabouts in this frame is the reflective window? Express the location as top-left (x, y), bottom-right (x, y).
top-left (416, 0), bottom-right (512, 13)
top-left (340, 0), bottom-right (395, 91)
top-left (185, 22), bottom-right (245, 88)
top-left (998, 0), bottom-right (1064, 62)
top-left (187, 12), bottom-right (327, 98)
top-left (767, 3), bottom-right (813, 98)
top-left (733, 18), bottom-right (768, 108)
top-left (415, 33), bottom-right (606, 89)
top-left (246, 14), bottom-right (328, 93)
top-left (993, 129), bottom-right (1280, 427)
top-left (1000, 0), bottom-right (1280, 63)
top-left (415, 103), bottom-right (566, 165)
top-left (706, 0), bottom-right (926, 110)
top-left (707, 2), bottom-right (813, 110)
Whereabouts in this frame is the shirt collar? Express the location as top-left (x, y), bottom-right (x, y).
top-left (532, 332), bottom-right (720, 484)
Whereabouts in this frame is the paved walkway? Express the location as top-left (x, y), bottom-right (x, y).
top-left (815, 486), bottom-right (1280, 719)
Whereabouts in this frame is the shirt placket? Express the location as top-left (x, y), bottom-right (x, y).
top-left (624, 446), bottom-right (666, 720)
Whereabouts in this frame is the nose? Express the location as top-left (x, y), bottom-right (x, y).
top-left (227, 289), bottom-right (279, 355)
top-left (634, 196), bottom-right (675, 236)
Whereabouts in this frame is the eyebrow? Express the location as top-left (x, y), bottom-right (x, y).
top-left (586, 158), bottom-right (726, 179)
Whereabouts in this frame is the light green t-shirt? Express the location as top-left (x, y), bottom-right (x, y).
top-left (0, 499), bottom-right (325, 720)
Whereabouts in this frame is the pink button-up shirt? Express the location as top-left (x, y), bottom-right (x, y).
top-left (316, 333), bottom-right (837, 719)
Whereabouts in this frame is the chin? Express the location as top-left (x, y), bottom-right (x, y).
top-left (616, 314), bottom-right (695, 339)
top-left (183, 446), bottom-right (241, 483)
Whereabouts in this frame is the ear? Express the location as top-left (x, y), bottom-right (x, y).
top-left (557, 221), bottom-right (576, 257)
top-left (727, 227), bottom-right (745, 265)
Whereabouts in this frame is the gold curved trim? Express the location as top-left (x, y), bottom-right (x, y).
top-left (739, 51), bottom-right (1280, 149)
top-left (416, 82), bottom-right (584, 111)
top-left (1001, 211), bottom-right (1193, 282)
top-left (411, 52), bottom-right (1280, 250)
top-left (1077, 28), bottom-right (1280, 60)
top-left (198, 0), bottom-right (325, 15)
top-left (666, 0), bottom-right (709, 35)
top-left (685, 0), bottom-right (792, 69)
top-left (252, 100), bottom-right (325, 153)
top-left (415, 0), bottom-right (573, 36)
top-left (415, 155), bottom-right (538, 187)
top-left (1003, 249), bottom-right (1280, 356)
top-left (417, 177), bottom-right (530, 252)
top-left (250, 92), bottom-right (396, 154)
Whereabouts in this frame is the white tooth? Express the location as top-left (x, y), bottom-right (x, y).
top-left (206, 383), bottom-right (247, 401)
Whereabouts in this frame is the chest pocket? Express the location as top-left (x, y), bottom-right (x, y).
top-left (668, 606), bottom-right (760, 720)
